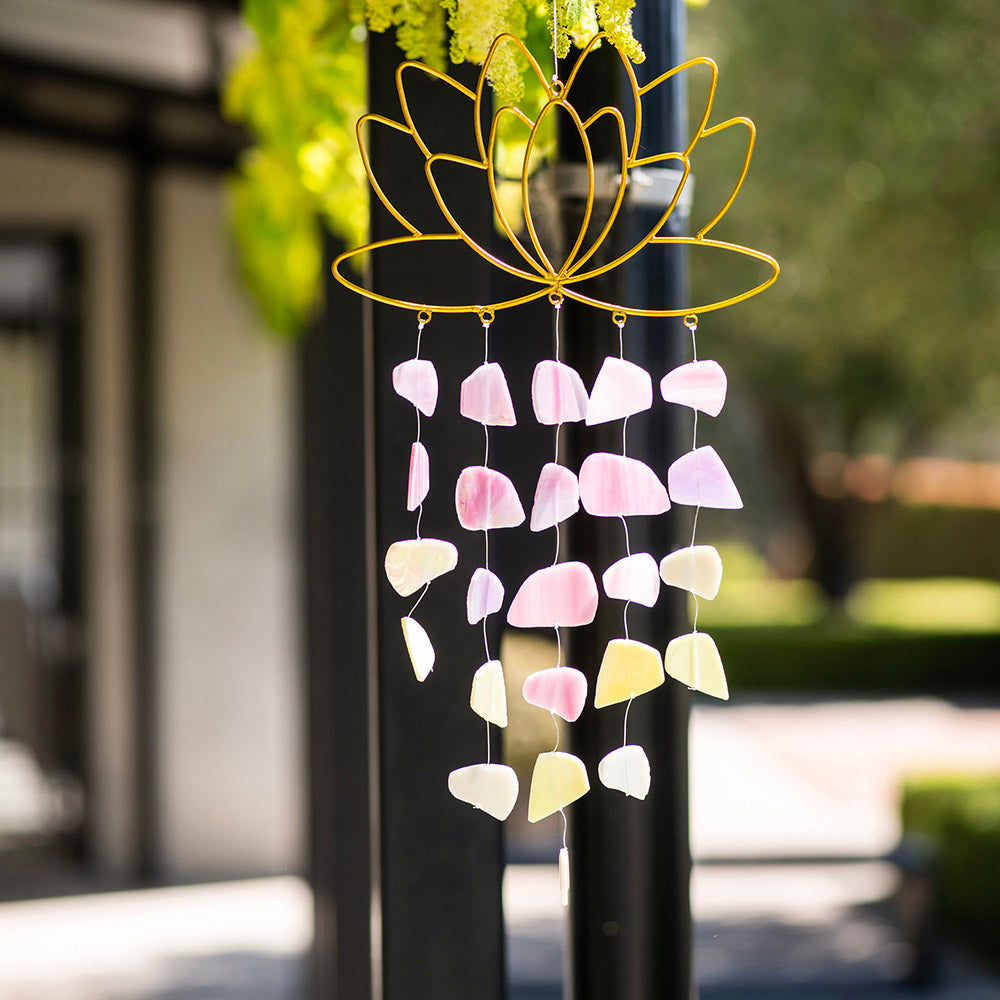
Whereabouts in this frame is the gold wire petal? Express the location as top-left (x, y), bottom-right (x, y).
top-left (425, 153), bottom-right (548, 284)
top-left (562, 31), bottom-right (641, 161)
top-left (637, 56), bottom-right (719, 161)
top-left (395, 60), bottom-right (477, 159)
top-left (357, 113), bottom-right (423, 237)
top-left (332, 34), bottom-right (779, 319)
top-left (486, 106), bottom-right (548, 278)
top-left (692, 116), bottom-right (756, 240)
top-left (476, 34), bottom-right (552, 163)
top-left (563, 236), bottom-right (779, 317)
top-left (563, 104), bottom-right (629, 278)
top-left (332, 235), bottom-right (555, 314)
top-left (521, 98), bottom-right (596, 278)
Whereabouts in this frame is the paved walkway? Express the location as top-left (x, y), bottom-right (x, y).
top-left (0, 697), bottom-right (998, 998)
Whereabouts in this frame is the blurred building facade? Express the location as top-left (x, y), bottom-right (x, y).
top-left (0, 0), bottom-right (304, 882)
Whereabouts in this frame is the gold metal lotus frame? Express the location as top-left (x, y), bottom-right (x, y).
top-left (332, 31), bottom-right (779, 321)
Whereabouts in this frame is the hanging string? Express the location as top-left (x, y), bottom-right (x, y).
top-left (551, 297), bottom-right (563, 567)
top-left (685, 315), bottom-right (702, 633)
top-left (551, 0), bottom-right (560, 85)
top-left (479, 313), bottom-right (494, 760)
top-left (620, 514), bottom-right (632, 641)
top-left (409, 581), bottom-right (430, 617)
top-left (413, 315), bottom-right (427, 541)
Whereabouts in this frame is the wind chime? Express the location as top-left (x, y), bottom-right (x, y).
top-left (334, 13), bottom-right (778, 906)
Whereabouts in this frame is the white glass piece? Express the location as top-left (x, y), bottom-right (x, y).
top-left (659, 359), bottom-right (727, 417)
top-left (579, 453), bottom-right (670, 517)
top-left (448, 763), bottom-right (519, 821)
top-left (602, 552), bottom-right (660, 607)
top-left (598, 744), bottom-right (651, 800)
top-left (401, 616), bottom-right (434, 681)
top-left (586, 356), bottom-right (653, 425)
top-left (466, 567), bottom-right (504, 624)
top-left (530, 463), bottom-right (580, 532)
top-left (527, 751), bottom-right (590, 822)
top-left (659, 544), bottom-right (723, 600)
top-left (470, 660), bottom-right (508, 727)
top-left (407, 441), bottom-right (429, 511)
top-left (384, 538), bottom-right (458, 597)
top-left (460, 362), bottom-right (517, 426)
top-left (507, 562), bottom-right (599, 628)
top-left (455, 466), bottom-right (525, 530)
top-left (392, 358), bottom-right (438, 416)
top-left (664, 631), bottom-right (729, 700)
top-left (531, 360), bottom-right (589, 424)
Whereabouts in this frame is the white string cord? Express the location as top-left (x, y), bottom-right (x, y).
top-left (688, 319), bottom-right (702, 633)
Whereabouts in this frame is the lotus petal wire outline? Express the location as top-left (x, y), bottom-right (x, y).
top-left (332, 32), bottom-right (779, 318)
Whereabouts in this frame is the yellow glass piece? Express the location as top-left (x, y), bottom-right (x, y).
top-left (664, 631), bottom-right (729, 701)
top-left (470, 660), bottom-right (508, 727)
top-left (527, 751), bottom-right (590, 823)
top-left (401, 616), bottom-right (434, 681)
top-left (593, 638), bottom-right (664, 708)
top-left (332, 32), bottom-right (778, 319)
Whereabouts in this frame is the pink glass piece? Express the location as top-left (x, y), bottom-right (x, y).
top-left (531, 360), bottom-right (589, 425)
top-left (578, 453), bottom-right (670, 517)
top-left (530, 463), bottom-right (580, 532)
top-left (602, 552), bottom-right (660, 607)
top-left (660, 359), bottom-right (727, 417)
top-left (392, 358), bottom-right (438, 416)
top-left (522, 667), bottom-right (588, 722)
top-left (467, 567), bottom-right (505, 624)
top-left (406, 441), bottom-right (429, 511)
top-left (585, 357), bottom-right (653, 425)
top-left (460, 362), bottom-right (517, 426)
top-left (455, 466), bottom-right (525, 530)
top-left (667, 445), bottom-right (743, 509)
top-left (507, 561), bottom-right (599, 628)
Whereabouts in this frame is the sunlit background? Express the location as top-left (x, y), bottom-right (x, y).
top-left (0, 0), bottom-right (997, 997)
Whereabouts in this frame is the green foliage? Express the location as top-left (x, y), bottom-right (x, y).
top-left (224, 0), bottom-right (366, 334)
top-left (901, 774), bottom-right (1000, 966)
top-left (226, 0), bottom-right (644, 335)
top-left (686, 0), bottom-right (1000, 457)
top-left (713, 624), bottom-right (1000, 695)
top-left (595, 0), bottom-right (643, 62)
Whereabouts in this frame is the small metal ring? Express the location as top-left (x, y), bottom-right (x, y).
top-left (418, 310), bottom-right (432, 325)
top-left (548, 290), bottom-right (564, 307)
top-left (551, 79), bottom-right (564, 97)
top-left (683, 313), bottom-right (698, 330)
top-left (478, 308), bottom-right (494, 326)
top-left (612, 310), bottom-right (627, 327)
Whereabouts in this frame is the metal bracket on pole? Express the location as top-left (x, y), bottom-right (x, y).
top-left (549, 163), bottom-right (693, 215)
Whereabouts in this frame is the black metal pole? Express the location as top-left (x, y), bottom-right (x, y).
top-left (303, 237), bottom-right (375, 1000)
top-left (305, 30), bottom-right (506, 1000)
top-left (563, 1), bottom-right (694, 997)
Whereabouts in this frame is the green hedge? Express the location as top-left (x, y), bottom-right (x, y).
top-left (713, 625), bottom-right (1000, 695)
top-left (900, 775), bottom-right (1000, 966)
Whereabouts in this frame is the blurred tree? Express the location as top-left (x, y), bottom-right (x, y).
top-left (686, 0), bottom-right (1000, 598)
